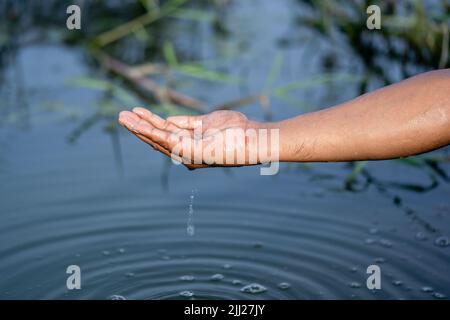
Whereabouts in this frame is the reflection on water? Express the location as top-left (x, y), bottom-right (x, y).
top-left (0, 0), bottom-right (449, 299)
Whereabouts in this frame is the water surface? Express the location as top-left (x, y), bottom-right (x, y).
top-left (0, 0), bottom-right (449, 300)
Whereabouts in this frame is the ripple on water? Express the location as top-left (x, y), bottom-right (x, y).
top-left (210, 274), bottom-right (225, 281)
top-left (179, 291), bottom-right (194, 298)
top-left (434, 236), bottom-right (450, 247)
top-left (348, 282), bottom-right (362, 289)
top-left (277, 282), bottom-right (291, 290)
top-left (1, 201), bottom-right (450, 300)
top-left (432, 292), bottom-right (446, 299)
top-left (240, 283), bottom-right (267, 294)
top-left (179, 275), bottom-right (195, 281)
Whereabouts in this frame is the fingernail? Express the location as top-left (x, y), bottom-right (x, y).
top-left (120, 116), bottom-right (138, 132)
top-left (132, 108), bottom-right (142, 115)
top-left (133, 107), bottom-right (149, 116)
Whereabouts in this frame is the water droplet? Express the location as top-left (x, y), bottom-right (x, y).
top-left (117, 248), bottom-right (126, 254)
top-left (373, 257), bottom-right (386, 264)
top-left (124, 272), bottom-right (135, 278)
top-left (179, 275), bottom-right (195, 281)
top-left (392, 280), bottom-right (403, 286)
top-left (108, 295), bottom-right (126, 300)
top-left (349, 266), bottom-right (358, 273)
top-left (161, 255), bottom-right (171, 260)
top-left (179, 290), bottom-right (194, 298)
top-left (232, 280), bottom-right (242, 285)
top-left (277, 282), bottom-right (291, 290)
top-left (210, 274), bottom-right (224, 281)
top-left (187, 225), bottom-right (195, 236)
top-left (434, 236), bottom-right (450, 247)
top-left (379, 239), bottom-right (393, 248)
top-left (415, 232), bottom-right (427, 241)
top-left (187, 189), bottom-right (196, 236)
top-left (223, 264), bottom-right (232, 269)
top-left (102, 250), bottom-right (111, 256)
top-left (240, 283), bottom-right (267, 294)
top-left (432, 292), bottom-right (446, 299)
top-left (365, 238), bottom-right (376, 245)
top-left (369, 227), bottom-right (379, 234)
top-left (421, 286), bottom-right (434, 293)
top-left (349, 282), bottom-right (361, 288)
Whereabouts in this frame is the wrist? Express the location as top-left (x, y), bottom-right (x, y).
top-left (246, 120), bottom-right (284, 163)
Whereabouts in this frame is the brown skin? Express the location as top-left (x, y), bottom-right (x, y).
top-left (118, 69), bottom-right (450, 168)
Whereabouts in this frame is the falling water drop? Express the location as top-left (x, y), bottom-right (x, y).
top-left (179, 290), bottom-right (194, 298)
top-left (434, 236), bottom-right (450, 247)
top-left (232, 279), bottom-right (243, 285)
top-left (349, 282), bottom-right (362, 288)
top-left (210, 274), bottom-right (225, 281)
top-left (415, 232), bottom-right (427, 241)
top-left (187, 189), bottom-right (196, 236)
top-left (432, 292), bottom-right (446, 299)
top-left (421, 286), bottom-right (434, 293)
top-left (179, 275), bottom-right (195, 281)
top-left (392, 280), bottom-right (403, 286)
top-left (379, 239), bottom-right (393, 248)
top-left (277, 282), bottom-right (291, 290)
top-left (240, 283), bottom-right (267, 294)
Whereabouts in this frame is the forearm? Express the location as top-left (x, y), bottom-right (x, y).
top-left (268, 69), bottom-right (450, 162)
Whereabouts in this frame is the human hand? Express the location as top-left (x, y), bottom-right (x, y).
top-left (118, 107), bottom-right (274, 169)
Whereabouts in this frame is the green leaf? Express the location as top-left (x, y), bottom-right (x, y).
top-left (345, 161), bottom-right (368, 187)
top-left (163, 41), bottom-right (178, 67)
top-left (169, 9), bottom-right (215, 22)
top-left (273, 73), bottom-right (362, 97)
top-left (174, 63), bottom-right (241, 84)
top-left (395, 156), bottom-right (425, 168)
top-left (264, 52), bottom-right (284, 92)
top-left (68, 77), bottom-right (138, 106)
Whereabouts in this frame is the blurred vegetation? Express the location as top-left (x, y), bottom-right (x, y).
top-left (0, 0), bottom-right (449, 201)
top-left (289, 0), bottom-right (449, 91)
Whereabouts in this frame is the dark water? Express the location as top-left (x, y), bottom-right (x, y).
top-left (0, 0), bottom-right (450, 300)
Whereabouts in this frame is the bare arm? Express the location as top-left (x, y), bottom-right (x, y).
top-left (118, 69), bottom-right (450, 168)
top-left (273, 69), bottom-right (450, 162)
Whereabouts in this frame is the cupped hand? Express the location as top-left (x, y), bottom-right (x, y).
top-left (118, 107), bottom-right (264, 169)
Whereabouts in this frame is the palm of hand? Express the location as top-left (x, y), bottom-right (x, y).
top-left (200, 110), bottom-right (248, 133)
top-left (118, 108), bottom-right (251, 169)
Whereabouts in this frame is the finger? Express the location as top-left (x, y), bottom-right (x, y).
top-left (132, 107), bottom-right (166, 128)
top-left (118, 111), bottom-right (144, 133)
top-left (134, 133), bottom-right (184, 163)
top-left (119, 110), bottom-right (140, 123)
top-left (136, 132), bottom-right (208, 169)
top-left (119, 111), bottom-right (203, 167)
top-left (131, 107), bottom-right (179, 133)
top-left (166, 115), bottom-right (203, 130)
